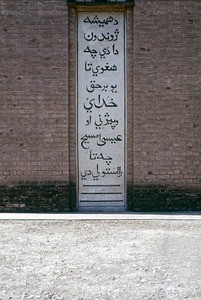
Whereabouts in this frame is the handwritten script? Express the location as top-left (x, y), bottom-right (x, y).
top-left (77, 12), bottom-right (125, 207)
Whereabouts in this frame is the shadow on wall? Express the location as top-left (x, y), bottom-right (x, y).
top-left (131, 185), bottom-right (201, 212)
top-left (0, 183), bottom-right (200, 212)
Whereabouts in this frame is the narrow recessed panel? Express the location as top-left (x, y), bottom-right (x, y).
top-left (77, 12), bottom-right (126, 210)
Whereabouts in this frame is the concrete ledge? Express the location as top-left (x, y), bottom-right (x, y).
top-left (0, 212), bottom-right (200, 220)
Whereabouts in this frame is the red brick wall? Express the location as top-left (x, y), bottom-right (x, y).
top-left (133, 0), bottom-right (201, 189)
top-left (0, 0), bottom-right (69, 184)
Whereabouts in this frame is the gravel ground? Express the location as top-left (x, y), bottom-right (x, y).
top-left (0, 220), bottom-right (200, 300)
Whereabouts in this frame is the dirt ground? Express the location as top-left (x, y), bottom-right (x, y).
top-left (0, 220), bottom-right (200, 300)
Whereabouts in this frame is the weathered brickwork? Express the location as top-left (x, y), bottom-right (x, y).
top-left (67, 7), bottom-right (77, 211)
top-left (132, 0), bottom-right (201, 210)
top-left (0, 0), bottom-right (200, 211)
top-left (126, 7), bottom-right (134, 210)
top-left (0, 0), bottom-right (70, 210)
top-left (0, 183), bottom-right (69, 212)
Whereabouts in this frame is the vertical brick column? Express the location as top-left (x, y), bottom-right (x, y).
top-left (68, 7), bottom-right (77, 210)
top-left (126, 7), bottom-right (134, 210)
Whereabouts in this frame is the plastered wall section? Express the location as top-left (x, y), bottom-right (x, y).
top-left (133, 0), bottom-right (201, 189)
top-left (0, 0), bottom-right (69, 184)
top-left (67, 6), bottom-right (134, 202)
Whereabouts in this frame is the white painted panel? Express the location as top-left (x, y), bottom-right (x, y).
top-left (77, 12), bottom-right (126, 210)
